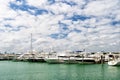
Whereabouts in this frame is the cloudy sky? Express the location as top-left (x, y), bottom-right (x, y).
top-left (0, 0), bottom-right (120, 53)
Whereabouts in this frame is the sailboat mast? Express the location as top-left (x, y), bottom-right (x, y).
top-left (31, 33), bottom-right (33, 54)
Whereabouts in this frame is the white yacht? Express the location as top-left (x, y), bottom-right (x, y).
top-left (108, 53), bottom-right (120, 66)
top-left (108, 59), bottom-right (120, 66)
top-left (44, 52), bottom-right (69, 64)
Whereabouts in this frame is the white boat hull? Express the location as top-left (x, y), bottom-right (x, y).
top-left (108, 60), bottom-right (120, 66)
top-left (45, 57), bottom-right (96, 64)
top-left (64, 58), bottom-right (95, 64)
top-left (44, 58), bottom-right (64, 63)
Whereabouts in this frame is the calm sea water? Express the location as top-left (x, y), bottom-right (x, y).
top-left (0, 61), bottom-right (120, 80)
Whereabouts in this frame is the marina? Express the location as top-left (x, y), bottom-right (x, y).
top-left (0, 0), bottom-right (119, 80)
top-left (0, 51), bottom-right (120, 65)
top-left (0, 33), bottom-right (117, 65)
top-left (0, 33), bottom-right (119, 80)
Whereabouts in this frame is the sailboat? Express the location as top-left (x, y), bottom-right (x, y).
top-left (26, 33), bottom-right (45, 62)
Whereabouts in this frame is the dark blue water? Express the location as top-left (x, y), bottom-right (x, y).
top-left (0, 61), bottom-right (120, 80)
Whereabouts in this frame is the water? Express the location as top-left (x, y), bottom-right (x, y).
top-left (0, 61), bottom-right (120, 80)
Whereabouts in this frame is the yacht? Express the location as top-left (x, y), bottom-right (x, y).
top-left (108, 59), bottom-right (120, 66)
top-left (108, 54), bottom-right (120, 66)
top-left (44, 52), bottom-right (70, 64)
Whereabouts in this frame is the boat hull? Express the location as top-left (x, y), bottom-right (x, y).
top-left (64, 58), bottom-right (96, 64)
top-left (108, 60), bottom-right (120, 66)
top-left (26, 58), bottom-right (45, 62)
top-left (44, 58), bottom-right (64, 64)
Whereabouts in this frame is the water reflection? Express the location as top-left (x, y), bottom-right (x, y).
top-left (56, 64), bottom-right (120, 80)
top-left (108, 66), bottom-right (120, 74)
top-left (99, 64), bottom-right (105, 80)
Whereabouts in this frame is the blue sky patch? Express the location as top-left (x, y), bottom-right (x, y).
top-left (11, 26), bottom-right (27, 32)
top-left (73, 28), bottom-right (82, 33)
top-left (9, 2), bottom-right (48, 16)
top-left (11, 28), bottom-right (21, 31)
top-left (4, 18), bottom-right (15, 21)
top-left (48, 0), bottom-right (55, 5)
top-left (16, 0), bottom-right (26, 4)
top-left (68, 15), bottom-right (90, 21)
top-left (58, 21), bottom-right (69, 31)
top-left (61, 0), bottom-right (77, 6)
top-left (83, 25), bottom-right (96, 28)
top-left (4, 24), bottom-right (12, 28)
top-left (111, 21), bottom-right (120, 26)
top-left (0, 29), bottom-right (5, 32)
top-left (50, 33), bottom-right (68, 39)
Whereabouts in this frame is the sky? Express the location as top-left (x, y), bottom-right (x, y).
top-left (0, 0), bottom-right (120, 53)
